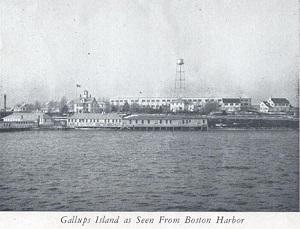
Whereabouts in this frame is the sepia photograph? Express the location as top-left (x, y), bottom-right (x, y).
top-left (0, 0), bottom-right (299, 215)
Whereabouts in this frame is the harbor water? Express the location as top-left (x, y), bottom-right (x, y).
top-left (0, 129), bottom-right (298, 211)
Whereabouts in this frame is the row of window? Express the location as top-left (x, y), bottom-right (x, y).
top-left (110, 99), bottom-right (252, 105)
top-left (128, 119), bottom-right (206, 124)
top-left (69, 119), bottom-right (121, 123)
top-left (274, 103), bottom-right (288, 106)
top-left (111, 98), bottom-right (225, 103)
top-left (224, 103), bottom-right (241, 106)
top-left (2, 121), bottom-right (32, 126)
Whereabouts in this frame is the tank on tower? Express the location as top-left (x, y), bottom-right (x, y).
top-left (177, 58), bottom-right (184, 65)
top-left (175, 58), bottom-right (185, 97)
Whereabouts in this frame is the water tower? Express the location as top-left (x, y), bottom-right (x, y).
top-left (175, 58), bottom-right (185, 97)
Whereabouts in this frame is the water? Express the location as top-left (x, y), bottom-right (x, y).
top-left (0, 129), bottom-right (298, 211)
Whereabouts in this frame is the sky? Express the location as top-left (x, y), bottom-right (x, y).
top-left (0, 0), bottom-right (299, 107)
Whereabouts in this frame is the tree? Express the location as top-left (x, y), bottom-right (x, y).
top-left (202, 101), bottom-right (219, 114)
top-left (129, 103), bottom-right (141, 113)
top-left (47, 100), bottom-right (56, 113)
top-left (61, 105), bottom-right (69, 114)
top-left (59, 96), bottom-right (68, 113)
top-left (34, 101), bottom-right (41, 111)
top-left (27, 103), bottom-right (35, 112)
top-left (123, 102), bottom-right (130, 113)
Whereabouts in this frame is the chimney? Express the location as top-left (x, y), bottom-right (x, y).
top-left (4, 93), bottom-right (6, 112)
top-left (84, 90), bottom-right (88, 98)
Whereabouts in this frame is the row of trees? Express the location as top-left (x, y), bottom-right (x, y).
top-left (110, 101), bottom-right (220, 115)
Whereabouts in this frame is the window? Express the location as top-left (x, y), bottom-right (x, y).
top-left (170, 120), bottom-right (172, 124)
top-left (162, 100), bottom-right (166, 102)
top-left (124, 100), bottom-right (128, 102)
top-left (147, 100), bottom-right (150, 102)
top-left (111, 100), bottom-right (114, 102)
top-left (131, 100), bottom-right (134, 102)
top-left (198, 99), bottom-right (202, 102)
top-left (167, 99), bottom-right (170, 102)
top-left (205, 99), bottom-right (209, 102)
top-left (136, 120), bottom-right (138, 124)
top-left (182, 120), bottom-right (185, 124)
top-left (166, 120), bottom-right (168, 124)
top-left (193, 99), bottom-right (197, 102)
top-left (160, 120), bottom-right (162, 124)
top-left (120, 100), bottom-right (123, 102)
top-left (142, 100), bottom-right (145, 102)
top-left (107, 119), bottom-right (110, 122)
top-left (230, 103), bottom-right (233, 106)
top-left (116, 100), bottom-right (119, 102)
top-left (151, 100), bottom-right (155, 102)
top-left (203, 120), bottom-right (206, 124)
top-left (148, 120), bottom-right (150, 124)
top-left (135, 100), bottom-right (138, 102)
top-left (188, 99), bottom-right (192, 102)
top-left (142, 120), bottom-right (144, 124)
top-left (156, 100), bottom-right (159, 102)
top-left (129, 120), bottom-right (132, 124)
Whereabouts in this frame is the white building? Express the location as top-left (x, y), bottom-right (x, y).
top-left (122, 114), bottom-right (208, 130)
top-left (67, 113), bottom-right (122, 128)
top-left (260, 98), bottom-right (290, 114)
top-left (3, 112), bottom-right (54, 126)
top-left (170, 98), bottom-right (185, 112)
top-left (13, 103), bottom-right (30, 112)
top-left (110, 96), bottom-right (251, 112)
top-left (221, 98), bottom-right (241, 112)
top-left (73, 90), bottom-right (99, 113)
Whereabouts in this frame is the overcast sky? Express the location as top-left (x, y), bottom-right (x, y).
top-left (0, 0), bottom-right (299, 107)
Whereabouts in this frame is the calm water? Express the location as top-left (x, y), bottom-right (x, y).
top-left (0, 129), bottom-right (298, 211)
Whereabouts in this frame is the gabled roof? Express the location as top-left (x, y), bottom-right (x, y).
top-left (69, 113), bottom-right (121, 120)
top-left (3, 112), bottom-right (52, 121)
top-left (222, 98), bottom-right (240, 104)
top-left (270, 98), bottom-right (290, 104)
top-left (73, 97), bottom-right (97, 104)
top-left (262, 101), bottom-right (271, 108)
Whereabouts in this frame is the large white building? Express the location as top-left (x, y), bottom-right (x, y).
top-left (260, 98), bottom-right (290, 114)
top-left (73, 90), bottom-right (99, 113)
top-left (109, 96), bottom-right (251, 112)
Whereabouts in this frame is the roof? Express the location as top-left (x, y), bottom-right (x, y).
top-left (171, 98), bottom-right (185, 104)
top-left (3, 112), bottom-right (52, 121)
top-left (270, 98), bottom-right (290, 104)
top-left (222, 98), bottom-right (241, 104)
top-left (69, 113), bottom-right (121, 120)
top-left (123, 114), bottom-right (207, 120)
top-left (262, 101), bottom-right (271, 108)
top-left (73, 97), bottom-right (97, 104)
